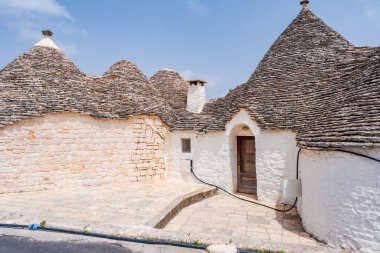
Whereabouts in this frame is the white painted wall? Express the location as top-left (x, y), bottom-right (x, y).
top-left (186, 83), bottom-right (206, 113)
top-left (34, 36), bottom-right (59, 50)
top-left (165, 131), bottom-right (233, 189)
top-left (165, 109), bottom-right (299, 203)
top-left (256, 131), bottom-right (298, 203)
top-left (299, 149), bottom-right (380, 252)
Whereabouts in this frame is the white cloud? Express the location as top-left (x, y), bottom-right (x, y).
top-left (180, 69), bottom-right (221, 88)
top-left (0, 0), bottom-right (74, 40)
top-left (185, 0), bottom-right (208, 16)
top-left (0, 0), bottom-right (83, 56)
top-left (57, 41), bottom-right (79, 56)
top-left (5, 19), bottom-right (41, 40)
top-left (365, 8), bottom-right (380, 22)
top-left (360, 0), bottom-right (380, 22)
top-left (0, 0), bottom-right (72, 19)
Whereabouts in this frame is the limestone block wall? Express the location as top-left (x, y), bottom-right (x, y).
top-left (0, 113), bottom-right (166, 194)
top-left (299, 149), bottom-right (380, 252)
top-left (165, 109), bottom-right (299, 203)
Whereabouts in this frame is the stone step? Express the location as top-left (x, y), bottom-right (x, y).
top-left (146, 186), bottom-right (217, 229)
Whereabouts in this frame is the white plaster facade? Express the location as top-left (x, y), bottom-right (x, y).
top-left (299, 149), bottom-right (380, 252)
top-left (0, 113), bottom-right (166, 194)
top-left (165, 109), bottom-right (299, 203)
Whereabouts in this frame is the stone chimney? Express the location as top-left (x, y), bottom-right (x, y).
top-left (186, 80), bottom-right (207, 113)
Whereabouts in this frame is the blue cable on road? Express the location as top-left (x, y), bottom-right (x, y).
top-left (0, 223), bottom-right (258, 253)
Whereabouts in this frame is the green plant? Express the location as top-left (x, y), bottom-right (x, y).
top-left (226, 239), bottom-right (233, 245)
top-left (178, 239), bottom-right (205, 246)
top-left (190, 240), bottom-right (203, 246)
top-left (253, 249), bottom-right (286, 253)
top-left (83, 226), bottom-right (90, 233)
top-left (39, 220), bottom-right (47, 228)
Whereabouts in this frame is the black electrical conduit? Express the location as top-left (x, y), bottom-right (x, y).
top-left (0, 148), bottom-right (378, 252)
top-left (189, 148), bottom-right (300, 212)
top-left (333, 149), bottom-right (380, 163)
top-left (190, 147), bottom-right (380, 213)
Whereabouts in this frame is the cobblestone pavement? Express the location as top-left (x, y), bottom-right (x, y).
top-left (165, 194), bottom-right (317, 246)
top-left (0, 179), bottom-right (207, 232)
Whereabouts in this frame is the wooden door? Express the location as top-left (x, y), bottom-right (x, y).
top-left (237, 136), bottom-right (257, 195)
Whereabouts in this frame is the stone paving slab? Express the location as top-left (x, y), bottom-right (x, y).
top-left (0, 179), bottom-right (213, 232)
top-left (160, 194), bottom-right (357, 253)
top-left (0, 181), bottom-right (359, 253)
top-left (122, 226), bottom-right (355, 253)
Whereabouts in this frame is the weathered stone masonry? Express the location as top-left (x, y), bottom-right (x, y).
top-left (0, 113), bottom-right (166, 194)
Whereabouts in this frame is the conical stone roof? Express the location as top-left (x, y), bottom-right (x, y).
top-left (104, 60), bottom-right (149, 83)
top-left (1, 7), bottom-right (380, 149)
top-left (172, 8), bottom-right (380, 149)
top-left (0, 41), bottom-right (179, 127)
top-left (297, 50), bottom-right (380, 148)
top-left (149, 69), bottom-right (188, 109)
top-left (241, 8), bottom-right (359, 130)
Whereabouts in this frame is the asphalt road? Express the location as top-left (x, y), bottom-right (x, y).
top-left (0, 229), bottom-right (206, 253)
top-left (0, 235), bottom-right (136, 253)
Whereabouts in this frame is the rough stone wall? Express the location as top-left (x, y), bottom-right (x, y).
top-left (0, 113), bottom-right (166, 194)
top-left (165, 110), bottom-right (298, 203)
top-left (299, 149), bottom-right (380, 252)
top-left (186, 84), bottom-right (206, 113)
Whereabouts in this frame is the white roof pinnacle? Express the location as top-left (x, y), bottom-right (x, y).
top-left (161, 68), bottom-right (176, 72)
top-left (34, 30), bottom-right (59, 50)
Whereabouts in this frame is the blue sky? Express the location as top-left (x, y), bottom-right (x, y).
top-left (0, 0), bottom-right (380, 98)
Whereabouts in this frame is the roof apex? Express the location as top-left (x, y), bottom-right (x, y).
top-left (300, 0), bottom-right (310, 9)
top-left (103, 59), bottom-right (148, 83)
top-left (34, 31), bottom-right (59, 50)
top-left (160, 68), bottom-right (177, 72)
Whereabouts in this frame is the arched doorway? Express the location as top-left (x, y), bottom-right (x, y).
top-left (237, 136), bottom-right (257, 195)
top-left (227, 117), bottom-right (258, 196)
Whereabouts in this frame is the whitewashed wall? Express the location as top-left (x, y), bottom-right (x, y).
top-left (165, 131), bottom-right (232, 188)
top-left (299, 149), bottom-right (380, 252)
top-left (186, 84), bottom-right (206, 113)
top-left (0, 113), bottom-right (166, 194)
top-left (165, 110), bottom-right (298, 203)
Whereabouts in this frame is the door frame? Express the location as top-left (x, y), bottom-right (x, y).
top-left (237, 136), bottom-right (257, 195)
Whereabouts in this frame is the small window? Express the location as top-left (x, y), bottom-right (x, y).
top-left (181, 138), bottom-right (191, 153)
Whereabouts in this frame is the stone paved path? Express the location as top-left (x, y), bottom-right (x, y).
top-left (0, 179), bottom-right (208, 232)
top-left (0, 181), bottom-right (349, 252)
top-left (165, 194), bottom-right (317, 246)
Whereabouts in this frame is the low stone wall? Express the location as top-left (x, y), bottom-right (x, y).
top-left (299, 149), bottom-right (380, 252)
top-left (0, 113), bottom-right (166, 194)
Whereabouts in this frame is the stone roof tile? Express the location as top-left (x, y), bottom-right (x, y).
top-left (1, 8), bottom-right (380, 149)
